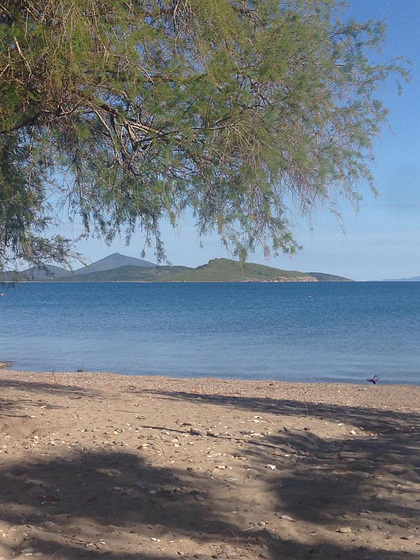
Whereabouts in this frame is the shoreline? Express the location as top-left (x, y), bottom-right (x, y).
top-left (1, 365), bottom-right (420, 387)
top-left (0, 369), bottom-right (418, 559)
top-left (2, 367), bottom-right (420, 406)
top-left (4, 279), bottom-right (413, 284)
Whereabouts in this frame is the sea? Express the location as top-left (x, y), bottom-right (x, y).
top-left (1, 281), bottom-right (419, 385)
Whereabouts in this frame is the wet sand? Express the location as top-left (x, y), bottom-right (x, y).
top-left (0, 369), bottom-right (419, 560)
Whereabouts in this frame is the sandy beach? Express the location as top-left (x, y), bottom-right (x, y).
top-left (0, 370), bottom-right (418, 560)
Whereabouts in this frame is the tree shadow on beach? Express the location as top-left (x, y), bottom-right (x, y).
top-left (141, 389), bottom-right (420, 434)
top-left (0, 397), bottom-right (19, 417)
top-left (0, 377), bottom-right (97, 398)
top-left (0, 396), bottom-right (62, 419)
top-left (0, 385), bottom-right (419, 560)
top-left (0, 449), bottom-right (255, 559)
top-left (136, 389), bottom-right (420, 557)
top-left (0, 447), bottom-right (418, 560)
top-left (0, 378), bottom-right (97, 419)
top-left (247, 427), bottom-right (420, 523)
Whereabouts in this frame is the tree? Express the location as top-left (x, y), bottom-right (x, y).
top-left (0, 0), bottom-right (407, 269)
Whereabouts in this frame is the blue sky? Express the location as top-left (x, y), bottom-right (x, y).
top-left (63, 0), bottom-right (420, 281)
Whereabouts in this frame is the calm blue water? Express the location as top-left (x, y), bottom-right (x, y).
top-left (1, 282), bottom-right (419, 384)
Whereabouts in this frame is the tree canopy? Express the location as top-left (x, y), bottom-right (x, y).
top-left (0, 0), bottom-right (407, 268)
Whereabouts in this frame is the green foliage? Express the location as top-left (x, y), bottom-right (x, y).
top-left (0, 0), bottom-right (408, 268)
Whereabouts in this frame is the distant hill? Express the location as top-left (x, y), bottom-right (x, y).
top-left (161, 258), bottom-right (317, 283)
top-left (382, 275), bottom-right (420, 282)
top-left (1, 265), bottom-right (71, 281)
top-left (1, 254), bottom-right (354, 283)
top-left (58, 265), bottom-right (191, 282)
top-left (307, 272), bottom-right (353, 282)
top-left (74, 253), bottom-right (155, 276)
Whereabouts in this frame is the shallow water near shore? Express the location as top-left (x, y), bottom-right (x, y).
top-left (1, 281), bottom-right (419, 384)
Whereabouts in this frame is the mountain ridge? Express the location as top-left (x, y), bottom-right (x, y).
top-left (382, 275), bottom-right (420, 282)
top-left (74, 252), bottom-right (155, 275)
top-left (56, 265), bottom-right (191, 282)
top-left (1, 255), bottom-right (353, 283)
top-left (1, 264), bottom-right (71, 281)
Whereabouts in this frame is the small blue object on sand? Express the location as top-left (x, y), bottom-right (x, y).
top-left (367, 375), bottom-right (380, 384)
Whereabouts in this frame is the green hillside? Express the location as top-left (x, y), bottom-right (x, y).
top-left (1, 255), bottom-right (354, 283)
top-left (1, 265), bottom-right (71, 282)
top-left (307, 272), bottom-right (353, 282)
top-left (161, 258), bottom-right (317, 282)
top-left (56, 265), bottom-right (190, 282)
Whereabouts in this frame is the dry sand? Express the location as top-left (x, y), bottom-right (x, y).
top-left (0, 370), bottom-right (419, 560)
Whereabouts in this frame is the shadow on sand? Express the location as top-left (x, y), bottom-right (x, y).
top-left (0, 387), bottom-right (418, 559)
top-left (142, 390), bottom-right (420, 434)
top-left (0, 378), bottom-right (97, 398)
